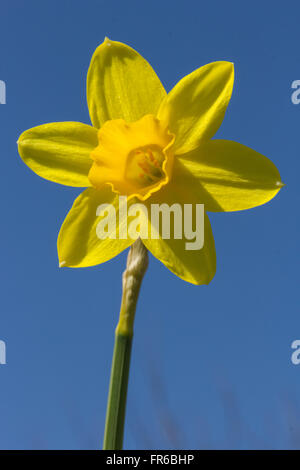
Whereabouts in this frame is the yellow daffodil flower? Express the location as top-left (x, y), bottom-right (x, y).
top-left (18, 38), bottom-right (283, 285)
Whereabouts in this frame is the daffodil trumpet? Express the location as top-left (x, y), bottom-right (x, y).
top-left (17, 38), bottom-right (283, 449)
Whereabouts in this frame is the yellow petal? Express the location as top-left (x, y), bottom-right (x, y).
top-left (58, 187), bottom-right (135, 267)
top-left (18, 122), bottom-right (97, 187)
top-left (158, 62), bottom-right (234, 154)
top-left (87, 38), bottom-right (166, 128)
top-left (142, 183), bottom-right (216, 285)
top-left (176, 140), bottom-right (284, 212)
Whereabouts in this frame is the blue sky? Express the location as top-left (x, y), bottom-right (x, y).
top-left (0, 0), bottom-right (299, 449)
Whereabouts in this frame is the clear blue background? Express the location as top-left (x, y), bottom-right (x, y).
top-left (0, 0), bottom-right (299, 450)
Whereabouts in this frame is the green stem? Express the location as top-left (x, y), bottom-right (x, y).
top-left (103, 239), bottom-right (148, 450)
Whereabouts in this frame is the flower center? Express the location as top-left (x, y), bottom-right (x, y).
top-left (88, 115), bottom-right (174, 200)
top-left (125, 145), bottom-right (165, 188)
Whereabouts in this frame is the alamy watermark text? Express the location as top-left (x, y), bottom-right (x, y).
top-left (0, 80), bottom-right (6, 104)
top-left (95, 196), bottom-right (205, 250)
